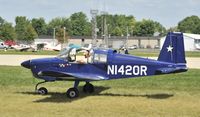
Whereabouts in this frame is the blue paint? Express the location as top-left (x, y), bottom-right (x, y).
top-left (21, 32), bottom-right (187, 82)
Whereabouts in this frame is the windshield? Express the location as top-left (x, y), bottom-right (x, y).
top-left (57, 47), bottom-right (70, 59)
top-left (57, 47), bottom-right (77, 62)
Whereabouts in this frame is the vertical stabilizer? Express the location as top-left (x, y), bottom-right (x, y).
top-left (158, 32), bottom-right (186, 63)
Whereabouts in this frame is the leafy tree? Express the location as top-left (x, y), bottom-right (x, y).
top-left (0, 22), bottom-right (16, 40)
top-left (56, 27), bottom-right (69, 43)
top-left (167, 26), bottom-right (179, 32)
top-left (0, 16), bottom-right (5, 26)
top-left (63, 18), bottom-right (72, 34)
top-left (31, 17), bottom-right (47, 35)
top-left (196, 23), bottom-right (200, 34)
top-left (0, 16), bottom-right (5, 39)
top-left (178, 15), bottom-right (200, 34)
top-left (70, 12), bottom-right (91, 36)
top-left (153, 21), bottom-right (166, 36)
top-left (15, 16), bottom-right (37, 41)
top-left (97, 14), bottom-right (136, 36)
top-left (133, 19), bottom-right (155, 36)
top-left (47, 17), bottom-right (71, 36)
top-left (15, 16), bottom-right (29, 40)
top-left (126, 16), bottom-right (136, 36)
top-left (111, 26), bottom-right (123, 36)
top-left (24, 24), bottom-right (38, 41)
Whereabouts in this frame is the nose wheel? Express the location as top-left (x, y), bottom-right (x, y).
top-left (35, 81), bottom-right (48, 95)
top-left (38, 87), bottom-right (48, 95)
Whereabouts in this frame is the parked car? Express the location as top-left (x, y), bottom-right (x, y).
top-left (0, 42), bottom-right (8, 50)
top-left (128, 45), bottom-right (137, 50)
top-left (146, 45), bottom-right (152, 49)
top-left (154, 45), bottom-right (160, 49)
top-left (4, 40), bottom-right (16, 48)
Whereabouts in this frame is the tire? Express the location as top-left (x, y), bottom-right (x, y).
top-left (66, 88), bottom-right (79, 98)
top-left (4, 47), bottom-right (7, 51)
top-left (83, 83), bottom-right (94, 93)
top-left (38, 87), bottom-right (48, 95)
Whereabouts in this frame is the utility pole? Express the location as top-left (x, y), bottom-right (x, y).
top-left (126, 27), bottom-right (130, 48)
top-left (90, 9), bottom-right (98, 47)
top-left (63, 27), bottom-right (66, 44)
top-left (101, 11), bottom-right (108, 47)
top-left (61, 27), bottom-right (66, 49)
top-left (53, 28), bottom-right (55, 46)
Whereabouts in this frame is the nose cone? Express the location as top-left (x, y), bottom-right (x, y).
top-left (21, 60), bottom-right (31, 69)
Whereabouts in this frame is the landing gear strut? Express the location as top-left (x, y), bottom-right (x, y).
top-left (35, 81), bottom-right (48, 95)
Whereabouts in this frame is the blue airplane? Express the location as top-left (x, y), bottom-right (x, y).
top-left (21, 32), bottom-right (187, 98)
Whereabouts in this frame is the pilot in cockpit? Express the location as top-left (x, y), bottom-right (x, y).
top-left (77, 50), bottom-right (90, 64)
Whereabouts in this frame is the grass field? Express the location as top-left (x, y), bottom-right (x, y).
top-left (1, 49), bottom-right (200, 57)
top-left (129, 49), bottom-right (200, 57)
top-left (0, 66), bottom-right (200, 117)
top-left (0, 49), bottom-right (59, 55)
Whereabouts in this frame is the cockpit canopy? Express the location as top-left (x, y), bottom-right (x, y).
top-left (57, 47), bottom-right (77, 62)
top-left (57, 47), bottom-right (114, 64)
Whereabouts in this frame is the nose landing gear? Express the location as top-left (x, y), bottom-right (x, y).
top-left (35, 81), bottom-right (48, 95)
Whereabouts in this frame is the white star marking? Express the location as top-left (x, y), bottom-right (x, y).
top-left (167, 45), bottom-right (173, 52)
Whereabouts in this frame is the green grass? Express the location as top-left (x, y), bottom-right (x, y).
top-left (129, 49), bottom-right (160, 57)
top-left (0, 49), bottom-right (59, 55)
top-left (0, 66), bottom-right (200, 117)
top-left (1, 49), bottom-right (200, 57)
top-left (129, 49), bottom-right (200, 57)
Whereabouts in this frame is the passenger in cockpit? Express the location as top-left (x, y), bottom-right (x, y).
top-left (77, 50), bottom-right (90, 64)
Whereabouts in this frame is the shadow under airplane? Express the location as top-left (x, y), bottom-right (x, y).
top-left (19, 86), bottom-right (174, 103)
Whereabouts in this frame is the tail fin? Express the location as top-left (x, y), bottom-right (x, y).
top-left (158, 32), bottom-right (186, 63)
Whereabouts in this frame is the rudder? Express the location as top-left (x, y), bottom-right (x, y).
top-left (158, 32), bottom-right (186, 63)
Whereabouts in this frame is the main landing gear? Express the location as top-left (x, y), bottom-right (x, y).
top-left (35, 81), bottom-right (95, 98)
top-left (83, 82), bottom-right (94, 93)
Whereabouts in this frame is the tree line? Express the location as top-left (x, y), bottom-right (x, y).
top-left (0, 12), bottom-right (200, 42)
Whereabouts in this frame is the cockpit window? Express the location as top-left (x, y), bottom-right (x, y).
top-left (57, 47), bottom-right (76, 62)
top-left (57, 48), bottom-right (69, 58)
top-left (93, 53), bottom-right (107, 63)
top-left (58, 48), bottom-right (108, 64)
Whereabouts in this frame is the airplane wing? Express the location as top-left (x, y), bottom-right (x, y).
top-left (38, 70), bottom-right (107, 81)
top-left (19, 47), bottom-right (31, 52)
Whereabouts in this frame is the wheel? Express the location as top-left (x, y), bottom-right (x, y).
top-left (37, 87), bottom-right (48, 95)
top-left (4, 47), bottom-right (7, 51)
top-left (66, 88), bottom-right (79, 98)
top-left (83, 83), bottom-right (94, 93)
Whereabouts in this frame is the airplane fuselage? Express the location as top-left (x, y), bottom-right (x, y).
top-left (20, 32), bottom-right (188, 98)
top-left (25, 52), bottom-right (186, 82)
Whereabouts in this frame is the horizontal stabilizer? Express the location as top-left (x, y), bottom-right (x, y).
top-left (155, 67), bottom-right (188, 74)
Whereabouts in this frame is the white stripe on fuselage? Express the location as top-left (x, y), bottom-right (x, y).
top-left (107, 65), bottom-right (147, 76)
